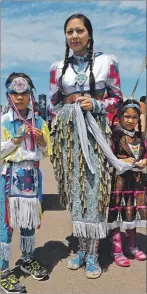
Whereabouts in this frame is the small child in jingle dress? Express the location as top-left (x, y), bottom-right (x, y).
top-left (108, 99), bottom-right (147, 267)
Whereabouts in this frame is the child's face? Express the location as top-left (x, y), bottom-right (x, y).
top-left (10, 92), bottom-right (30, 110)
top-left (120, 108), bottom-right (139, 131)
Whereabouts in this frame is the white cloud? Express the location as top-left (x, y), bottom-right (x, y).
top-left (1, 2), bottom-right (146, 80)
top-left (119, 1), bottom-right (146, 11)
top-left (99, 1), bottom-right (146, 11)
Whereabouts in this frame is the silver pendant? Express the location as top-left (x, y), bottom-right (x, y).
top-left (75, 72), bottom-right (88, 86)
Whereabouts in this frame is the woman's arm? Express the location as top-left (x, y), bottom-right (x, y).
top-left (49, 62), bottom-right (64, 115)
top-left (92, 55), bottom-right (123, 114)
top-left (38, 120), bottom-right (52, 157)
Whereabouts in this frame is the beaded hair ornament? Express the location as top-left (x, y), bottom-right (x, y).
top-left (117, 103), bottom-right (141, 118)
top-left (7, 77), bottom-right (31, 94)
top-left (7, 77), bottom-right (36, 150)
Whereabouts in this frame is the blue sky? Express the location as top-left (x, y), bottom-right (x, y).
top-left (1, 0), bottom-right (146, 107)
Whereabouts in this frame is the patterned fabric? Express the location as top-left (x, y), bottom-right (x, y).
top-left (4, 162), bottom-right (42, 229)
top-left (49, 52), bottom-right (123, 239)
top-left (11, 165), bottom-right (38, 197)
top-left (50, 52), bottom-right (123, 112)
top-left (1, 108), bottom-right (52, 166)
top-left (51, 104), bottom-right (112, 238)
top-left (13, 168), bottom-right (35, 193)
top-left (108, 128), bottom-right (147, 229)
top-left (7, 77), bottom-right (31, 94)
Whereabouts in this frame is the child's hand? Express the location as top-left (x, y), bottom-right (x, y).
top-left (12, 125), bottom-right (30, 145)
top-left (135, 159), bottom-right (147, 169)
top-left (120, 157), bottom-right (136, 165)
top-left (32, 128), bottom-right (46, 147)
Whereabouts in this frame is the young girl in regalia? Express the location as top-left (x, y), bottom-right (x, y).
top-left (0, 72), bottom-right (52, 293)
top-left (108, 99), bottom-right (147, 267)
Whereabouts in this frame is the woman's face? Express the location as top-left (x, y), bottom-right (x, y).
top-left (120, 108), bottom-right (139, 131)
top-left (65, 18), bottom-right (89, 56)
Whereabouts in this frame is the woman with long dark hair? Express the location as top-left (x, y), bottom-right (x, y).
top-left (49, 14), bottom-right (131, 278)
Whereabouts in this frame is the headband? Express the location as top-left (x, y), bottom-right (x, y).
top-left (117, 103), bottom-right (141, 118)
top-left (7, 77), bottom-right (31, 94)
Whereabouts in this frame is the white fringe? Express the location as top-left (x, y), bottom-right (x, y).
top-left (72, 221), bottom-right (108, 239)
top-left (107, 220), bottom-right (147, 231)
top-left (9, 197), bottom-right (41, 229)
top-left (0, 242), bottom-right (11, 261)
top-left (20, 235), bottom-right (35, 253)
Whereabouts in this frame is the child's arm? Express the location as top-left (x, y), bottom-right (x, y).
top-left (33, 121), bottom-right (52, 157)
top-left (33, 128), bottom-right (46, 147)
top-left (1, 125), bottom-right (30, 160)
top-left (49, 62), bottom-right (64, 115)
top-left (1, 137), bottom-right (17, 160)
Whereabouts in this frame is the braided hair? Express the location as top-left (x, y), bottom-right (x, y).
top-left (59, 14), bottom-right (95, 94)
top-left (5, 72), bottom-right (35, 91)
top-left (58, 42), bottom-right (70, 90)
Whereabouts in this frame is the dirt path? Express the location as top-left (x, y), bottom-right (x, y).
top-left (9, 158), bottom-right (147, 294)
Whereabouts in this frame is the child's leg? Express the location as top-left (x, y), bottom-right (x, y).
top-left (20, 227), bottom-right (35, 260)
top-left (0, 224), bottom-right (12, 271)
top-left (85, 238), bottom-right (101, 279)
top-left (111, 227), bottom-right (130, 267)
top-left (0, 176), bottom-right (12, 271)
top-left (0, 176), bottom-right (26, 294)
top-left (20, 228), bottom-right (48, 280)
top-left (126, 228), bottom-right (146, 260)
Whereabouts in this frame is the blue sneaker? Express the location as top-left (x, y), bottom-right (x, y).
top-left (67, 250), bottom-right (86, 270)
top-left (85, 255), bottom-right (102, 278)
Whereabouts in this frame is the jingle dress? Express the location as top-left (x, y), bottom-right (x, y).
top-left (50, 52), bottom-right (123, 239)
top-left (108, 127), bottom-right (147, 229)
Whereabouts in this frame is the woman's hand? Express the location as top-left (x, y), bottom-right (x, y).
top-left (76, 94), bottom-right (93, 111)
top-left (32, 128), bottom-right (46, 147)
top-left (135, 159), bottom-right (147, 169)
top-left (119, 157), bottom-right (136, 165)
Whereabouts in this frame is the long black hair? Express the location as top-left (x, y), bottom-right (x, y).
top-left (59, 14), bottom-right (95, 94)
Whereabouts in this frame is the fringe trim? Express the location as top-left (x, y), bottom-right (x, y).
top-left (72, 221), bottom-right (108, 239)
top-left (20, 235), bottom-right (35, 253)
top-left (9, 197), bottom-right (41, 229)
top-left (51, 115), bottom-right (67, 207)
top-left (0, 242), bottom-right (11, 261)
top-left (107, 220), bottom-right (147, 230)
